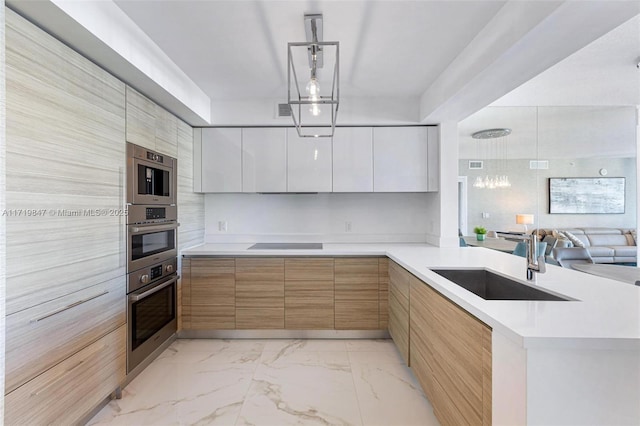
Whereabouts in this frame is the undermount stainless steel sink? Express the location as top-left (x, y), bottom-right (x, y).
top-left (430, 268), bottom-right (570, 301)
top-left (248, 243), bottom-right (323, 250)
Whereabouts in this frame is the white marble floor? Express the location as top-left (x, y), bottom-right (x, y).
top-left (88, 339), bottom-right (440, 426)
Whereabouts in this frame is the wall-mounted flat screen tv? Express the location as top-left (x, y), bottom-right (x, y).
top-left (549, 177), bottom-right (625, 214)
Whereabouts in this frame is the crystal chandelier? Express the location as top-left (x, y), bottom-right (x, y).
top-left (471, 128), bottom-right (512, 189)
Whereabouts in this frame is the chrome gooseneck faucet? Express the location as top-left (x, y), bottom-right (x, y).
top-left (498, 233), bottom-right (546, 281)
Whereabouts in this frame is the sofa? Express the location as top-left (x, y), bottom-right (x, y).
top-left (533, 228), bottom-right (636, 264)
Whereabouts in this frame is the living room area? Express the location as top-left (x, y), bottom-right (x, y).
top-left (457, 14), bottom-right (639, 282)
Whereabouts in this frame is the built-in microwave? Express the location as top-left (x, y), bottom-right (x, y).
top-left (127, 221), bottom-right (178, 272)
top-left (127, 143), bottom-right (177, 206)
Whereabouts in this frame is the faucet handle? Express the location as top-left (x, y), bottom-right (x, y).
top-left (537, 255), bottom-right (547, 274)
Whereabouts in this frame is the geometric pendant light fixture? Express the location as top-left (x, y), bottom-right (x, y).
top-left (287, 14), bottom-right (339, 137)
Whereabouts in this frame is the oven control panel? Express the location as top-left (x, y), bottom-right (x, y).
top-left (127, 257), bottom-right (178, 294)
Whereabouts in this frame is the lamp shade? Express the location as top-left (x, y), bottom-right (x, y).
top-left (515, 214), bottom-right (534, 225)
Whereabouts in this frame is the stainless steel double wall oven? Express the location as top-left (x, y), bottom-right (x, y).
top-left (126, 143), bottom-right (178, 373)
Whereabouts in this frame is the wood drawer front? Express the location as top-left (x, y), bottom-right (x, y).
top-left (335, 300), bottom-right (379, 329)
top-left (6, 325), bottom-right (125, 425)
top-left (190, 258), bottom-right (235, 305)
top-left (5, 276), bottom-right (125, 393)
top-left (190, 305), bottom-right (235, 329)
top-left (388, 290), bottom-right (409, 364)
top-left (236, 308), bottom-right (284, 329)
top-left (335, 258), bottom-right (379, 301)
top-left (236, 258), bottom-right (284, 308)
top-left (389, 260), bottom-right (410, 300)
top-left (389, 279), bottom-right (409, 312)
top-left (379, 258), bottom-right (389, 329)
top-left (236, 258), bottom-right (284, 281)
top-left (285, 258), bottom-right (334, 281)
top-left (285, 280), bottom-right (334, 329)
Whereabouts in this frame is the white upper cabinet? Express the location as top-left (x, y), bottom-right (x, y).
top-left (287, 128), bottom-right (332, 192)
top-left (332, 127), bottom-right (373, 192)
top-left (373, 127), bottom-right (429, 192)
top-left (242, 128), bottom-right (287, 193)
top-left (200, 128), bottom-right (242, 192)
top-left (427, 126), bottom-right (440, 191)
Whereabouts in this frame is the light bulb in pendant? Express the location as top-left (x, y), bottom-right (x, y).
top-left (306, 78), bottom-right (320, 98)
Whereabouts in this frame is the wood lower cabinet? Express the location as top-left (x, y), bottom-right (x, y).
top-left (410, 273), bottom-right (492, 426)
top-left (388, 260), bottom-right (410, 363)
top-left (335, 258), bottom-right (379, 329)
top-left (236, 258), bottom-right (284, 329)
top-left (378, 258), bottom-right (389, 329)
top-left (187, 258), bottom-right (236, 329)
top-left (5, 325), bottom-right (126, 425)
top-left (285, 258), bottom-right (334, 329)
top-left (181, 256), bottom-right (386, 331)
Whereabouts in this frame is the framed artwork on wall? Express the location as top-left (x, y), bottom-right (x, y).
top-left (549, 177), bottom-right (625, 214)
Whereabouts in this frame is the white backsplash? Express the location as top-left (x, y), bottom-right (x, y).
top-left (204, 193), bottom-right (435, 243)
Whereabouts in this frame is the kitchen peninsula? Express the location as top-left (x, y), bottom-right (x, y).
top-left (182, 243), bottom-right (640, 425)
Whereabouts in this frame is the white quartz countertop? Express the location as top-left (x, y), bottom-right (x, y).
top-left (182, 243), bottom-right (640, 350)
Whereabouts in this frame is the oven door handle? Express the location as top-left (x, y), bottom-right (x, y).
top-left (130, 222), bottom-right (180, 234)
top-left (129, 275), bottom-right (178, 302)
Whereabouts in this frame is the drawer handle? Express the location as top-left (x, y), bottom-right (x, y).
top-left (30, 290), bottom-right (109, 324)
top-left (31, 343), bottom-right (108, 396)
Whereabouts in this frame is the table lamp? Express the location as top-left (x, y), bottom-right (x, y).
top-left (516, 214), bottom-right (534, 233)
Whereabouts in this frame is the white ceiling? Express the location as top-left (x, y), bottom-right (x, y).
top-left (7, 0), bottom-right (639, 125)
top-left (113, 0), bottom-right (507, 100)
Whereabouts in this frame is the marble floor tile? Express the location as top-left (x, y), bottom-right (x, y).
top-left (88, 338), bottom-right (439, 426)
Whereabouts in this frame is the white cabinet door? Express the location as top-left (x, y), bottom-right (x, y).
top-left (373, 127), bottom-right (428, 192)
top-left (427, 126), bottom-right (439, 192)
top-left (332, 127), bottom-right (373, 192)
top-left (287, 128), bottom-right (332, 192)
top-left (242, 128), bottom-right (287, 193)
top-left (201, 128), bottom-right (242, 192)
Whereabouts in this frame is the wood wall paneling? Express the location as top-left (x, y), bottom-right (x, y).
top-left (125, 85), bottom-right (156, 150)
top-left (6, 8), bottom-right (126, 315)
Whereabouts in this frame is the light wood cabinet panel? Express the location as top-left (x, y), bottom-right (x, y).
top-left (285, 280), bottom-right (334, 329)
top-left (155, 105), bottom-right (178, 157)
top-left (335, 258), bottom-right (379, 329)
top-left (410, 273), bottom-right (492, 426)
top-left (236, 308), bottom-right (284, 329)
top-left (5, 277), bottom-right (125, 393)
top-left (335, 300), bottom-right (379, 329)
top-left (389, 260), bottom-right (411, 301)
top-left (236, 258), bottom-right (285, 308)
top-left (126, 85), bottom-right (156, 150)
top-left (201, 128), bottom-right (243, 192)
top-left (334, 258), bottom-right (379, 300)
top-left (6, 9), bottom-right (126, 315)
top-left (379, 258), bottom-right (389, 329)
top-left (285, 258), bottom-right (334, 281)
top-left (188, 258), bottom-right (235, 329)
top-left (5, 325), bottom-right (126, 425)
top-left (236, 258), bottom-right (284, 328)
top-left (388, 289), bottom-right (410, 363)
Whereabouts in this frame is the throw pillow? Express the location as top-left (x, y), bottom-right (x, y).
top-left (629, 230), bottom-right (637, 245)
top-left (563, 230), bottom-right (586, 248)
